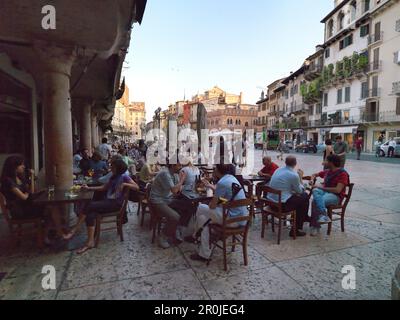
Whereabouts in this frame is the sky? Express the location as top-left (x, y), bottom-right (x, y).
top-left (124, 0), bottom-right (334, 122)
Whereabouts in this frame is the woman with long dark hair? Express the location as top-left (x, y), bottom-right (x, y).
top-left (64, 159), bottom-right (139, 254)
top-left (0, 156), bottom-right (66, 240)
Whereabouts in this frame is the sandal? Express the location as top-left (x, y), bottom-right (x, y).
top-left (76, 245), bottom-right (95, 255)
top-left (62, 231), bottom-right (76, 241)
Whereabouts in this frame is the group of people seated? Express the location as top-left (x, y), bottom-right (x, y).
top-left (257, 154), bottom-right (350, 237)
top-left (0, 138), bottom-right (350, 261)
top-left (148, 160), bottom-right (247, 263)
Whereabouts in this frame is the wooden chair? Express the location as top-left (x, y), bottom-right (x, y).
top-left (235, 175), bottom-right (256, 219)
top-left (0, 192), bottom-right (44, 248)
top-left (208, 198), bottom-right (253, 271)
top-left (138, 185), bottom-right (152, 227)
top-left (260, 186), bottom-right (297, 245)
top-left (94, 191), bottom-right (129, 247)
top-left (326, 183), bottom-right (354, 236)
top-left (148, 202), bottom-right (167, 244)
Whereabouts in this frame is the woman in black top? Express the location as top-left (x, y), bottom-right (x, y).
top-left (0, 156), bottom-right (66, 239)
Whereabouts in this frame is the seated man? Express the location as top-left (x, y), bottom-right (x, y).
top-left (189, 164), bottom-right (248, 262)
top-left (267, 156), bottom-right (309, 237)
top-left (256, 156), bottom-right (279, 197)
top-left (309, 154), bottom-right (350, 236)
top-left (149, 161), bottom-right (189, 249)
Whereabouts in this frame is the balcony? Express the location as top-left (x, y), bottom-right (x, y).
top-left (290, 104), bottom-right (307, 114)
top-left (368, 32), bottom-right (383, 46)
top-left (304, 65), bottom-right (323, 81)
top-left (360, 111), bottom-right (400, 124)
top-left (366, 60), bottom-right (382, 74)
top-left (366, 88), bottom-right (381, 99)
top-left (392, 82), bottom-right (400, 96)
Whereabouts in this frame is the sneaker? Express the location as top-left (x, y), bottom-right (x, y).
top-left (317, 215), bottom-right (331, 224)
top-left (310, 227), bottom-right (319, 237)
top-left (158, 236), bottom-right (171, 249)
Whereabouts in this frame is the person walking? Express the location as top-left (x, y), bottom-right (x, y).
top-left (333, 136), bottom-right (348, 168)
top-left (355, 136), bottom-right (363, 161)
top-left (388, 137), bottom-right (396, 158)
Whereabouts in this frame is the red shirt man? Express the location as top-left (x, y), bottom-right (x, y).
top-left (258, 157), bottom-right (279, 179)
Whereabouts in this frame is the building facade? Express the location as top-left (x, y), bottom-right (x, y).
top-left (207, 104), bottom-right (258, 132)
top-left (126, 102), bottom-right (146, 139)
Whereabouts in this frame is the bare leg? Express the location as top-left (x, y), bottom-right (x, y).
top-left (63, 213), bottom-right (86, 240)
top-left (77, 226), bottom-right (95, 254)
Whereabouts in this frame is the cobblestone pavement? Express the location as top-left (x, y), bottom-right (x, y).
top-left (0, 151), bottom-right (399, 300)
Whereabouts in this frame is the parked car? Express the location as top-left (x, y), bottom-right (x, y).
top-left (295, 140), bottom-right (318, 154)
top-left (380, 138), bottom-right (400, 157)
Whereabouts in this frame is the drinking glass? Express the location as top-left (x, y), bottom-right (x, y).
top-left (48, 185), bottom-right (55, 197)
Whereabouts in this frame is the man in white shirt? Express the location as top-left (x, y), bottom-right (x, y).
top-left (388, 138), bottom-right (397, 158)
top-left (97, 138), bottom-right (112, 161)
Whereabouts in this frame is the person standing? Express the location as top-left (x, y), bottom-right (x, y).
top-left (323, 139), bottom-right (334, 162)
top-left (97, 138), bottom-right (112, 161)
top-left (333, 136), bottom-right (348, 168)
top-left (267, 156), bottom-right (309, 237)
top-left (355, 136), bottom-right (363, 161)
top-left (388, 137), bottom-right (396, 158)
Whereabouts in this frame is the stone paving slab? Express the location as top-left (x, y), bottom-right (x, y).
top-left (62, 236), bottom-right (189, 290)
top-left (202, 265), bottom-right (316, 300)
top-left (276, 239), bottom-right (400, 300)
top-left (57, 269), bottom-right (210, 300)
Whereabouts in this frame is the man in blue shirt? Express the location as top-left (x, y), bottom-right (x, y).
top-left (267, 156), bottom-right (310, 237)
top-left (189, 164), bottom-right (248, 262)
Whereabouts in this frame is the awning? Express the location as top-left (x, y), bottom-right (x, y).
top-left (330, 126), bottom-right (358, 134)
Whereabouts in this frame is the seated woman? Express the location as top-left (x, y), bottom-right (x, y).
top-left (0, 156), bottom-right (67, 241)
top-left (65, 159), bottom-right (139, 254)
top-left (88, 151), bottom-right (108, 178)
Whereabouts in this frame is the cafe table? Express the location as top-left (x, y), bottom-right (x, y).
top-left (34, 189), bottom-right (95, 250)
top-left (34, 189), bottom-right (94, 206)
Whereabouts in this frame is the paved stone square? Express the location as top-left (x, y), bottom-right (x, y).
top-left (0, 151), bottom-right (399, 300)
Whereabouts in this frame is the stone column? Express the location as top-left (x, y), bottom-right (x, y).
top-left (79, 100), bottom-right (93, 152)
top-left (91, 113), bottom-right (99, 151)
top-left (35, 45), bottom-right (76, 189)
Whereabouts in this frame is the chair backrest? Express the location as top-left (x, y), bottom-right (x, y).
top-left (259, 185), bottom-right (283, 213)
top-left (341, 183), bottom-right (354, 211)
top-left (222, 198), bottom-right (253, 227)
top-left (0, 192), bottom-right (11, 224)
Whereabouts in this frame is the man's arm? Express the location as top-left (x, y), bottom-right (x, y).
top-left (292, 174), bottom-right (305, 194)
top-left (318, 183), bottom-right (345, 195)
